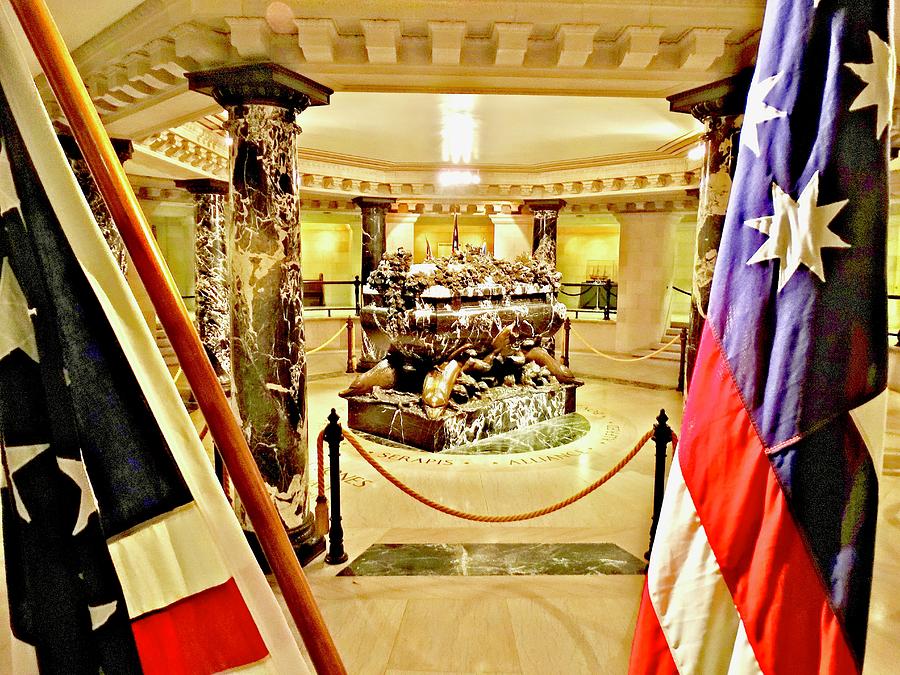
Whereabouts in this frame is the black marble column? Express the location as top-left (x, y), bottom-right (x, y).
top-left (525, 198), bottom-right (566, 262)
top-left (668, 71), bottom-right (750, 391)
top-left (59, 135), bottom-right (133, 274)
top-left (175, 178), bottom-right (230, 383)
top-left (353, 196), bottom-right (395, 286)
top-left (187, 64), bottom-right (332, 557)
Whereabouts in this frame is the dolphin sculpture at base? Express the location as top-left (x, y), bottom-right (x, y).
top-left (523, 346), bottom-right (577, 384)
top-left (339, 358), bottom-right (397, 397)
top-left (421, 342), bottom-right (474, 419)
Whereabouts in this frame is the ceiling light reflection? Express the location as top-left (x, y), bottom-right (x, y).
top-left (438, 169), bottom-right (481, 186)
top-left (441, 94), bottom-right (478, 164)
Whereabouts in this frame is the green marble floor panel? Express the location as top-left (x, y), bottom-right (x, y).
top-left (336, 542), bottom-right (646, 577)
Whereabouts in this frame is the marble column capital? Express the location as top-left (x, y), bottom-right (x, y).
top-left (58, 134), bottom-right (133, 163)
top-left (523, 198), bottom-right (567, 214)
top-left (174, 178), bottom-right (229, 196)
top-left (186, 62), bottom-right (332, 112)
top-left (352, 196), bottom-right (396, 211)
top-left (667, 67), bottom-right (753, 122)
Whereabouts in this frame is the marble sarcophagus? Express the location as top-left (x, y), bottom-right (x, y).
top-left (342, 241), bottom-right (581, 452)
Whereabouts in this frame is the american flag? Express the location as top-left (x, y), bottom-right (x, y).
top-left (0, 9), bottom-right (309, 673)
top-left (630, 1), bottom-right (891, 673)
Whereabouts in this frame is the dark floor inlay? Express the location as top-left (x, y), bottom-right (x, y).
top-left (337, 542), bottom-right (646, 576)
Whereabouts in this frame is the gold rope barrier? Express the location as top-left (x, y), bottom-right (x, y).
top-left (570, 328), bottom-right (680, 362)
top-left (306, 323), bottom-right (346, 355)
top-left (314, 429), bottom-right (329, 537)
top-left (339, 427), bottom-right (655, 522)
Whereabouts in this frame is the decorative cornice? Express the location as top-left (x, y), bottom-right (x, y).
top-left (137, 128), bottom-right (228, 178)
top-left (133, 123), bottom-right (701, 205)
top-left (35, 2), bottom-right (770, 136)
top-left (297, 196), bottom-right (701, 216)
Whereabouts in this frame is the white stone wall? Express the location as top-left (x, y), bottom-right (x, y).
top-left (614, 212), bottom-right (680, 353)
top-left (386, 212), bottom-right (418, 254)
top-left (671, 216), bottom-right (696, 323)
top-left (490, 213), bottom-right (532, 260)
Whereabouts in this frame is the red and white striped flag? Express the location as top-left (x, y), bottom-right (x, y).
top-left (0, 5), bottom-right (311, 672)
top-left (630, 0), bottom-right (891, 672)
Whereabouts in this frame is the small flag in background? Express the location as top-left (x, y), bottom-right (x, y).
top-left (0, 7), bottom-right (309, 674)
top-left (631, 1), bottom-right (891, 674)
top-left (452, 213), bottom-right (460, 253)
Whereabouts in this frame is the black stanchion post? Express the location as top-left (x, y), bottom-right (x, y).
top-left (603, 279), bottom-right (612, 321)
top-left (353, 275), bottom-right (361, 315)
top-left (645, 409), bottom-right (673, 561)
top-left (676, 327), bottom-right (687, 393)
top-left (345, 317), bottom-right (355, 374)
top-left (324, 409), bottom-right (349, 565)
top-left (563, 317), bottom-right (571, 367)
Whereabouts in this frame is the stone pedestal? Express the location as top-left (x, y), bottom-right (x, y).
top-left (176, 178), bottom-right (230, 381)
top-left (525, 199), bottom-right (566, 262)
top-left (187, 63), bottom-right (332, 557)
top-left (353, 196), bottom-right (395, 286)
top-left (614, 212), bottom-right (680, 354)
top-left (59, 135), bottom-right (133, 274)
top-left (347, 382), bottom-right (580, 453)
top-left (669, 71), bottom-right (750, 389)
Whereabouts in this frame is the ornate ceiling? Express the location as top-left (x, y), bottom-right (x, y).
top-left (31, 0), bottom-right (900, 213)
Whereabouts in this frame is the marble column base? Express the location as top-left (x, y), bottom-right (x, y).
top-left (243, 512), bottom-right (324, 570)
top-left (347, 382), bottom-right (580, 452)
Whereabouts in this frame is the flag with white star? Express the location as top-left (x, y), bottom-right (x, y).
top-left (632, 1), bottom-right (891, 673)
top-left (0, 7), bottom-right (309, 674)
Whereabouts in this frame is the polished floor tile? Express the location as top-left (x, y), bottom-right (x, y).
top-left (295, 372), bottom-right (900, 674)
top-left (387, 599), bottom-right (521, 673)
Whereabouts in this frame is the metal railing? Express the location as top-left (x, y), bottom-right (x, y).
top-left (302, 276), bottom-right (361, 316)
top-left (298, 277), bottom-right (621, 320)
top-left (558, 280), bottom-right (618, 320)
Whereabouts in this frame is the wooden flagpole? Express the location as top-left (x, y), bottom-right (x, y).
top-left (8, 1), bottom-right (346, 672)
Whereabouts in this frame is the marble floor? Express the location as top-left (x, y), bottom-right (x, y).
top-left (286, 371), bottom-right (900, 674)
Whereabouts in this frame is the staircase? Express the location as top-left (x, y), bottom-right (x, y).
top-left (630, 322), bottom-right (687, 363)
